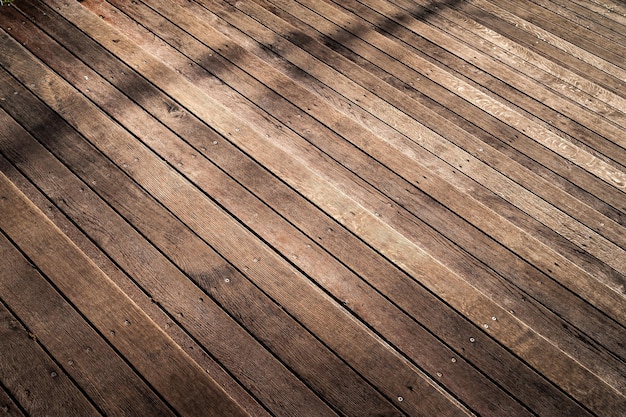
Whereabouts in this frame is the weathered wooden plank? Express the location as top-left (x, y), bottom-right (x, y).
top-left (0, 79), bottom-right (341, 417)
top-left (572, 0), bottom-right (626, 27)
top-left (0, 298), bottom-right (101, 416)
top-left (288, 0), bottom-right (626, 189)
top-left (19, 3), bottom-right (552, 415)
top-left (14, 3), bottom-right (599, 416)
top-left (0, 268), bottom-right (101, 417)
top-left (39, 1), bottom-right (626, 414)
top-left (529, 0), bottom-right (626, 45)
top-left (0, 170), bottom-right (249, 417)
top-left (0, 8), bottom-right (405, 416)
top-left (3, 5), bottom-right (517, 416)
top-left (487, 0), bottom-right (626, 63)
top-left (0, 218), bottom-right (177, 417)
top-left (265, 0), bottom-right (625, 226)
top-left (77, 2), bottom-right (622, 410)
top-left (280, 0), bottom-right (626, 252)
top-left (227, 0), bottom-right (621, 294)
top-left (2, 3), bottom-right (477, 416)
top-left (0, 7), bottom-right (458, 416)
top-left (144, 0), bottom-right (621, 324)
top-left (462, 0), bottom-right (626, 92)
top-left (176, 0), bottom-right (624, 350)
top-left (6, 0), bottom-right (624, 412)
top-left (378, 0), bottom-right (626, 128)
top-left (0, 383), bottom-right (25, 417)
top-left (0, 153), bottom-right (273, 417)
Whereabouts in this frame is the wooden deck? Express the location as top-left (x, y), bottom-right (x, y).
top-left (0, 0), bottom-right (624, 415)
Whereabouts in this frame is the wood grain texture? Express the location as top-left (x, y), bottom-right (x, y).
top-left (0, 295), bottom-right (100, 417)
top-left (0, 171), bottom-right (249, 417)
top-left (0, 384), bottom-right (25, 417)
top-left (1, 0), bottom-right (624, 416)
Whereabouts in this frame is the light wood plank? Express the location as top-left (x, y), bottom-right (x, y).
top-left (464, 0), bottom-right (626, 89)
top-left (573, 0), bottom-right (626, 26)
top-left (225, 0), bottom-right (622, 296)
top-left (378, 0), bottom-right (626, 128)
top-left (529, 0), bottom-right (626, 46)
top-left (256, 0), bottom-right (625, 225)
top-left (487, 0), bottom-right (626, 64)
top-left (291, 0), bottom-right (626, 187)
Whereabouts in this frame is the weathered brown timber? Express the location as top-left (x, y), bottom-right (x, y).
top-left (1, 0), bottom-right (624, 416)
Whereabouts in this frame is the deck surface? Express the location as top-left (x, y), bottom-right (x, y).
top-left (0, 0), bottom-right (625, 416)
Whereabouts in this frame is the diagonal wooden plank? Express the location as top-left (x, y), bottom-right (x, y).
top-left (5, 4), bottom-right (597, 416)
top-left (528, 0), bottom-right (626, 47)
top-left (211, 0), bottom-right (623, 316)
top-left (119, 0), bottom-right (626, 326)
top-left (463, 0), bottom-right (626, 90)
top-left (0, 382), bottom-right (25, 417)
top-left (0, 5), bottom-right (539, 416)
top-left (289, 0), bottom-right (626, 187)
top-left (0, 173), bottom-right (249, 417)
top-left (0, 13), bottom-right (468, 412)
top-left (119, 0), bottom-right (626, 357)
top-left (0, 151), bottom-right (273, 417)
top-left (0, 229), bottom-right (177, 417)
top-left (264, 0), bottom-right (626, 224)
top-left (486, 0), bottom-right (626, 64)
top-left (32, 1), bottom-right (625, 415)
top-left (0, 86), bottom-right (339, 417)
top-left (0, 289), bottom-right (101, 417)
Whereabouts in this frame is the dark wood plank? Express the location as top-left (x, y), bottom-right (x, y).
top-left (0, 383), bottom-right (25, 417)
top-left (1, 0), bottom-right (624, 416)
top-left (0, 5), bottom-right (424, 412)
top-left (0, 170), bottom-right (249, 416)
top-left (0, 259), bottom-right (102, 417)
top-left (0, 228), bottom-right (176, 417)
top-left (0, 76), bottom-right (341, 417)
top-left (0, 153), bottom-right (273, 417)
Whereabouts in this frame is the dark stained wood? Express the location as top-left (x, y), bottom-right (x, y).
top-left (1, 0), bottom-right (624, 416)
top-left (0, 383), bottom-right (25, 417)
